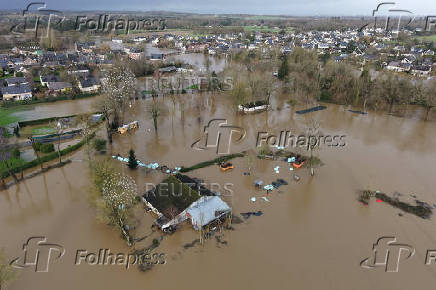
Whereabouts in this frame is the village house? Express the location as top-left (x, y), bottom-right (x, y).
top-left (1, 84), bottom-right (32, 101)
top-left (78, 78), bottom-right (100, 93)
top-left (47, 82), bottom-right (73, 94)
top-left (5, 77), bottom-right (28, 87)
top-left (411, 65), bottom-right (432, 76)
top-left (143, 174), bottom-right (231, 232)
top-left (40, 75), bottom-right (60, 86)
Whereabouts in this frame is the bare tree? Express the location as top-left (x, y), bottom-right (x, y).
top-left (50, 118), bottom-right (67, 164)
top-left (28, 136), bottom-right (44, 172)
top-left (421, 78), bottom-right (436, 121)
top-left (305, 117), bottom-right (320, 177)
top-left (147, 100), bottom-right (161, 132)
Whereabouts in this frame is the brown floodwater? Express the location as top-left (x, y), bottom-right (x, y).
top-left (11, 95), bottom-right (103, 121)
top-left (2, 92), bottom-right (436, 290)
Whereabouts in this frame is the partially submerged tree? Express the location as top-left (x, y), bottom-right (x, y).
top-left (305, 117), bottom-right (320, 177)
top-left (28, 136), bottom-right (44, 171)
top-left (277, 54), bottom-right (289, 80)
top-left (90, 159), bottom-right (137, 245)
top-left (50, 118), bottom-right (68, 164)
top-left (102, 65), bottom-right (136, 128)
top-left (127, 149), bottom-right (138, 169)
top-left (419, 78), bottom-right (436, 121)
top-left (147, 100), bottom-right (161, 132)
top-left (76, 113), bottom-right (93, 160)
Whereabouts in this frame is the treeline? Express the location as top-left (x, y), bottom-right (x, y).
top-left (278, 48), bottom-right (436, 120)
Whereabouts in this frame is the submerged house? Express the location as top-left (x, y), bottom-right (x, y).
top-left (142, 174), bottom-right (231, 232)
top-left (186, 196), bottom-right (231, 231)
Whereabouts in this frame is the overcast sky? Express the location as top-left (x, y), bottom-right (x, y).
top-left (2, 0), bottom-right (435, 15)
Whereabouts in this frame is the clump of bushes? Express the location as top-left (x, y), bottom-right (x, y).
top-left (33, 142), bottom-right (55, 153)
top-left (12, 148), bottom-right (20, 158)
top-left (358, 190), bottom-right (433, 219)
top-left (40, 143), bottom-right (55, 153)
top-left (93, 138), bottom-right (107, 152)
top-left (128, 149), bottom-right (138, 169)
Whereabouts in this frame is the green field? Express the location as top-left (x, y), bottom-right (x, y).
top-left (415, 35), bottom-right (436, 42)
top-left (0, 107), bottom-right (22, 126)
top-left (32, 126), bottom-right (56, 135)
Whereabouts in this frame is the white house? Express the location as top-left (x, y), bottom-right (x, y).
top-left (78, 78), bottom-right (100, 93)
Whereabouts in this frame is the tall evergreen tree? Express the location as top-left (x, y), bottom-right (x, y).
top-left (127, 149), bottom-right (138, 169)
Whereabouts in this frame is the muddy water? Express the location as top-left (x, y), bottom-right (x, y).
top-left (169, 53), bottom-right (227, 72)
top-left (11, 95), bottom-right (103, 121)
top-left (2, 92), bottom-right (436, 290)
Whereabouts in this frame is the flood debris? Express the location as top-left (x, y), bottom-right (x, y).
top-left (240, 211), bottom-right (263, 219)
top-left (180, 153), bottom-right (245, 173)
top-left (358, 190), bottom-right (433, 219)
top-left (183, 239), bottom-right (201, 249)
top-left (348, 109), bottom-right (368, 115)
top-left (272, 178), bottom-right (288, 188)
top-left (215, 235), bottom-right (228, 246)
top-left (295, 105), bottom-right (327, 115)
top-left (231, 214), bottom-right (244, 224)
top-left (254, 179), bottom-right (264, 188)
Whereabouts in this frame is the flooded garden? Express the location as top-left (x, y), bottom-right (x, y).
top-left (2, 87), bottom-right (436, 290)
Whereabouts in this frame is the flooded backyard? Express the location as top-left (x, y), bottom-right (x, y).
top-left (2, 92), bottom-right (436, 290)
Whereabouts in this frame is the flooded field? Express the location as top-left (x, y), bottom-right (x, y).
top-left (2, 92), bottom-right (436, 290)
top-left (10, 95), bottom-right (103, 122)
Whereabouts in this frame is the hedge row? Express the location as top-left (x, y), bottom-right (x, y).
top-left (179, 153), bottom-right (245, 173)
top-left (18, 115), bottom-right (78, 127)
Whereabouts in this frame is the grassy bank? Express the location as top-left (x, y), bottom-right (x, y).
top-left (0, 107), bottom-right (22, 126)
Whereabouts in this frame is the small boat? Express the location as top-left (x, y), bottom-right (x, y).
top-left (220, 162), bottom-right (234, 171)
top-left (292, 161), bottom-right (305, 169)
